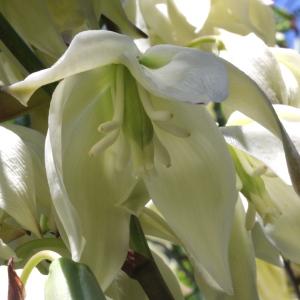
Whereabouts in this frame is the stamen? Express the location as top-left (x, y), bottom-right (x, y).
top-left (137, 84), bottom-right (173, 121)
top-left (155, 121), bottom-right (191, 138)
top-left (98, 121), bottom-right (121, 133)
top-left (112, 65), bottom-right (125, 123)
top-left (89, 130), bottom-right (119, 157)
top-left (154, 136), bottom-right (171, 168)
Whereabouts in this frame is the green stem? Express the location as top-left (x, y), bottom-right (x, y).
top-left (20, 250), bottom-right (61, 285)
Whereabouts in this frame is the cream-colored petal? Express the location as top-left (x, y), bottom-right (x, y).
top-left (46, 67), bottom-right (137, 289)
top-left (7, 31), bottom-right (229, 107)
top-left (145, 98), bottom-right (237, 294)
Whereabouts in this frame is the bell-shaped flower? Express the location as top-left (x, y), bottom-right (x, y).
top-left (0, 124), bottom-right (55, 238)
top-left (223, 105), bottom-right (300, 263)
top-left (5, 30), bottom-right (239, 293)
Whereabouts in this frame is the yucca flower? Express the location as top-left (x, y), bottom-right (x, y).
top-left (5, 30), bottom-right (239, 292)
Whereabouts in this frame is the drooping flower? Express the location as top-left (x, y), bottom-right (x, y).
top-left (5, 30), bottom-right (239, 292)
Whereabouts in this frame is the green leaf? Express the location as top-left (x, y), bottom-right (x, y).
top-left (45, 258), bottom-right (106, 300)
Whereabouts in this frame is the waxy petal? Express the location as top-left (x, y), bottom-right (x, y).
top-left (144, 98), bottom-right (237, 294)
top-left (6, 30), bottom-right (228, 106)
top-left (46, 67), bottom-right (137, 288)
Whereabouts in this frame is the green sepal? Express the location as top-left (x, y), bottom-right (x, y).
top-left (45, 258), bottom-right (106, 300)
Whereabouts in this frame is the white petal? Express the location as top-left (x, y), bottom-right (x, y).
top-left (7, 31), bottom-right (228, 106)
top-left (46, 67), bottom-right (137, 289)
top-left (0, 126), bottom-right (41, 236)
top-left (145, 99), bottom-right (237, 294)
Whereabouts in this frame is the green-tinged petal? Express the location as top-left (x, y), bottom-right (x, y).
top-left (6, 31), bottom-right (228, 106)
top-left (0, 126), bottom-right (41, 236)
top-left (223, 60), bottom-right (300, 195)
top-left (46, 67), bottom-right (137, 289)
top-left (262, 176), bottom-right (300, 263)
top-left (0, 239), bottom-right (15, 260)
top-left (196, 199), bottom-right (259, 300)
top-left (144, 98), bottom-right (237, 294)
top-left (0, 266), bottom-right (46, 299)
top-left (140, 204), bottom-right (180, 244)
top-left (223, 105), bottom-right (300, 185)
top-left (0, 0), bottom-right (66, 58)
top-left (251, 223), bottom-right (282, 267)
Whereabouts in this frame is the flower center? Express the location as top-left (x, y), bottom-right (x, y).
top-left (88, 65), bottom-right (190, 177)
